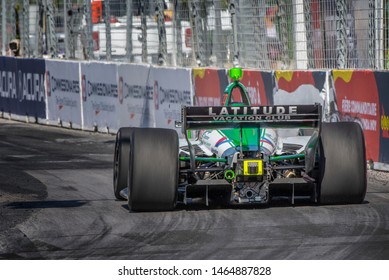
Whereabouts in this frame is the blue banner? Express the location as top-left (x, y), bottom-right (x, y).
top-left (0, 57), bottom-right (46, 119)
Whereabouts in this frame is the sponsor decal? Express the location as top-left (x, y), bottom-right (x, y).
top-left (18, 70), bottom-right (45, 102)
top-left (211, 115), bottom-right (291, 121)
top-left (333, 70), bottom-right (380, 162)
top-left (86, 81), bottom-right (117, 98)
top-left (55, 97), bottom-right (78, 110)
top-left (381, 105), bottom-right (389, 138)
top-left (91, 101), bottom-right (115, 115)
top-left (0, 70), bottom-right (17, 99)
top-left (341, 97), bottom-right (377, 131)
top-left (155, 83), bottom-right (191, 125)
top-left (208, 106), bottom-right (298, 116)
top-left (123, 84), bottom-right (153, 100)
top-left (208, 106), bottom-right (297, 122)
top-left (49, 76), bottom-right (80, 95)
top-left (153, 82), bottom-right (192, 108)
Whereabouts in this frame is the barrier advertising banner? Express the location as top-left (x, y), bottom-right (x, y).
top-left (16, 58), bottom-right (46, 121)
top-left (238, 69), bottom-right (274, 105)
top-left (192, 68), bottom-right (228, 106)
top-left (0, 57), bottom-right (17, 116)
top-left (150, 66), bottom-right (192, 135)
top-left (45, 60), bottom-right (82, 128)
top-left (0, 57), bottom-right (46, 121)
top-left (117, 63), bottom-right (154, 128)
top-left (330, 70), bottom-right (380, 163)
top-left (80, 62), bottom-right (119, 132)
top-left (274, 71), bottom-right (327, 106)
top-left (192, 68), bottom-right (273, 106)
top-left (373, 71), bottom-right (389, 166)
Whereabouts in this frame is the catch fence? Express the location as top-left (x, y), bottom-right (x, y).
top-left (0, 0), bottom-right (388, 70)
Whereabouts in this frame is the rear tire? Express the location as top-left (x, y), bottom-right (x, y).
top-left (128, 128), bottom-right (179, 211)
top-left (113, 127), bottom-right (134, 200)
top-left (318, 122), bottom-right (366, 204)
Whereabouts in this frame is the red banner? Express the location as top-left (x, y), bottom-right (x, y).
top-left (239, 70), bottom-right (273, 105)
top-left (192, 68), bottom-right (227, 106)
top-left (331, 70), bottom-right (380, 162)
top-left (193, 68), bottom-right (273, 107)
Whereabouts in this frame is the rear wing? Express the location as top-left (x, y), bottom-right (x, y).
top-left (180, 104), bottom-right (322, 132)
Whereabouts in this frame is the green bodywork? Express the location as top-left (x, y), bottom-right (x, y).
top-left (183, 67), bottom-right (305, 163)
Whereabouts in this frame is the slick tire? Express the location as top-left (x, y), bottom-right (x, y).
top-left (128, 128), bottom-right (179, 212)
top-left (318, 122), bottom-right (367, 204)
top-left (113, 127), bottom-right (134, 200)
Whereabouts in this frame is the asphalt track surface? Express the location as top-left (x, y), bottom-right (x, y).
top-left (1, 119), bottom-right (389, 260)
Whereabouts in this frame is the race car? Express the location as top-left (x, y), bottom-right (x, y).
top-left (113, 68), bottom-right (366, 211)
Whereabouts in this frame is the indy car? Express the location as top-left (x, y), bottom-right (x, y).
top-left (113, 68), bottom-right (366, 211)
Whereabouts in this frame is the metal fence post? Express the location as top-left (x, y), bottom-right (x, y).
top-left (35, 0), bottom-right (44, 57)
top-left (189, 0), bottom-right (206, 66)
top-left (278, 0), bottom-right (290, 68)
top-left (376, 0), bottom-right (384, 69)
top-left (63, 1), bottom-right (68, 58)
top-left (213, 0), bottom-right (223, 67)
top-left (22, 0), bottom-right (30, 57)
top-left (140, 0), bottom-right (148, 63)
top-left (252, 0), bottom-right (268, 69)
top-left (156, 0), bottom-right (167, 65)
top-left (1, 0), bottom-right (6, 55)
top-left (64, 0), bottom-right (72, 58)
top-left (336, 0), bottom-right (348, 69)
top-left (369, 0), bottom-right (376, 68)
top-left (10, 1), bottom-right (16, 41)
top-left (173, 0), bottom-right (183, 66)
top-left (84, 0), bottom-right (95, 60)
top-left (104, 0), bottom-right (112, 61)
top-left (46, 0), bottom-right (58, 57)
top-left (229, 0), bottom-right (239, 66)
top-left (126, 0), bottom-right (133, 62)
top-left (188, 0), bottom-right (197, 65)
top-left (8, 1), bottom-right (19, 43)
top-left (304, 0), bottom-right (314, 69)
top-left (294, 0), bottom-right (307, 69)
top-left (236, 0), bottom-right (257, 68)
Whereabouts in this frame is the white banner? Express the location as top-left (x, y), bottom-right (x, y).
top-left (117, 63), bottom-right (154, 129)
top-left (149, 66), bottom-right (193, 136)
top-left (80, 62), bottom-right (119, 132)
top-left (45, 60), bottom-right (82, 128)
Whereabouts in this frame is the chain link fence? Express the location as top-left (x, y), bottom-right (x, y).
top-left (0, 0), bottom-right (388, 70)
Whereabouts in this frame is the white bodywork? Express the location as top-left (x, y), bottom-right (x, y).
top-left (180, 130), bottom-right (311, 157)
